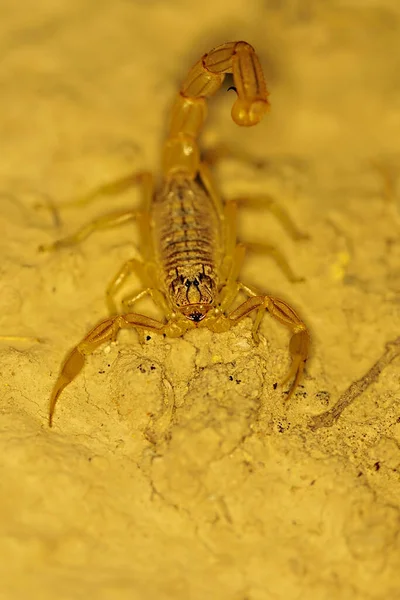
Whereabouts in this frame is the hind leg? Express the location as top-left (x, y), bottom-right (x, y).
top-left (39, 172), bottom-right (154, 252)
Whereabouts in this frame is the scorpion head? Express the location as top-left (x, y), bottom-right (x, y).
top-left (171, 269), bottom-right (217, 323)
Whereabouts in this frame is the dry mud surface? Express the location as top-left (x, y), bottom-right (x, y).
top-left (1, 1), bottom-right (400, 599)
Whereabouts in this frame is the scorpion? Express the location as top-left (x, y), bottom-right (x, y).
top-left (41, 41), bottom-right (310, 426)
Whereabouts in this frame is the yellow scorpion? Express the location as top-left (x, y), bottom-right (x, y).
top-left (41, 41), bottom-right (310, 426)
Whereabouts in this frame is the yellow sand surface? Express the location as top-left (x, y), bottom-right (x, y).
top-left (1, 1), bottom-right (400, 599)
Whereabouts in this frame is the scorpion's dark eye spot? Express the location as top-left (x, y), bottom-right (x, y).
top-left (185, 280), bottom-right (191, 288)
top-left (189, 311), bottom-right (204, 323)
top-left (193, 278), bottom-right (199, 287)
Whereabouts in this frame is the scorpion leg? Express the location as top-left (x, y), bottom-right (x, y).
top-left (243, 241), bottom-right (305, 283)
top-left (39, 209), bottom-right (138, 252)
top-left (106, 201), bottom-right (161, 315)
top-left (224, 295), bottom-right (309, 400)
top-left (39, 172), bottom-right (154, 252)
top-left (107, 257), bottom-right (146, 314)
top-left (218, 243), bottom-right (247, 310)
top-left (219, 196), bottom-right (306, 283)
top-left (105, 257), bottom-right (158, 342)
top-left (122, 288), bottom-right (170, 317)
top-left (0, 335), bottom-right (41, 343)
top-left (198, 161), bottom-right (224, 218)
top-left (120, 288), bottom-right (171, 345)
top-left (214, 198), bottom-right (247, 308)
top-left (48, 313), bottom-right (166, 426)
top-left (199, 143), bottom-right (307, 244)
top-left (232, 195), bottom-right (308, 241)
top-left (198, 165), bottom-right (242, 283)
top-left (48, 171), bottom-right (153, 209)
top-left (106, 257), bottom-right (156, 315)
top-left (233, 195), bottom-right (307, 281)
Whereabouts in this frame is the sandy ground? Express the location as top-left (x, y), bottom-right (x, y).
top-left (1, 1), bottom-right (400, 599)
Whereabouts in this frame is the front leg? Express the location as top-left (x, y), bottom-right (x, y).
top-left (227, 295), bottom-right (310, 400)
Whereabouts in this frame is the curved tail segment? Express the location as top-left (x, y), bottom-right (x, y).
top-left (162, 41), bottom-right (269, 178)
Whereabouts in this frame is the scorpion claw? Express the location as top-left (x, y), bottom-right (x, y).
top-left (281, 328), bottom-right (309, 401)
top-left (49, 348), bottom-right (86, 426)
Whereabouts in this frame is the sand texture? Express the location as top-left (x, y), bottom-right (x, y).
top-left (1, 1), bottom-right (400, 599)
